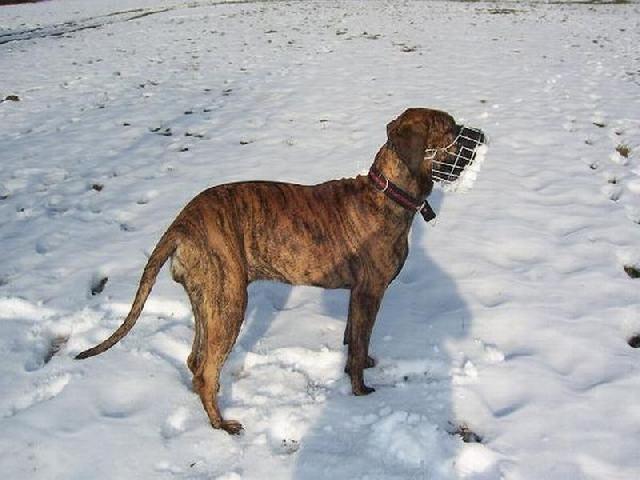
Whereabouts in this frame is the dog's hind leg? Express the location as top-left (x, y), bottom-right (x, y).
top-left (195, 285), bottom-right (247, 432)
top-left (171, 254), bottom-right (202, 374)
top-left (175, 243), bottom-right (248, 434)
top-left (185, 286), bottom-right (204, 375)
top-left (193, 278), bottom-right (247, 435)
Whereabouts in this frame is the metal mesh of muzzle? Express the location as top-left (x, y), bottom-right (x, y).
top-left (430, 126), bottom-right (486, 185)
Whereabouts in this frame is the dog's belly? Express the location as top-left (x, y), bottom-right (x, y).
top-left (245, 211), bottom-right (360, 288)
top-left (247, 242), bottom-right (356, 288)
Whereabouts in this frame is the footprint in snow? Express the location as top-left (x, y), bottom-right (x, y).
top-left (609, 150), bottom-right (629, 166)
top-left (5, 373), bottom-right (72, 418)
top-left (137, 190), bottom-right (159, 205)
top-left (162, 406), bottom-right (191, 439)
top-left (185, 130), bottom-right (206, 139)
top-left (601, 183), bottom-right (622, 202)
top-left (96, 379), bottom-right (148, 419)
top-left (35, 232), bottom-right (68, 254)
top-left (625, 206), bottom-right (640, 225)
top-left (24, 332), bottom-right (70, 372)
top-left (45, 195), bottom-right (70, 214)
top-left (43, 335), bottom-right (69, 364)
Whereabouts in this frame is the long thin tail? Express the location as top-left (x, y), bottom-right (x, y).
top-left (75, 229), bottom-right (178, 360)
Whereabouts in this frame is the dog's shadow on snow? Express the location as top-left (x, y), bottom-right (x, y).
top-left (230, 189), bottom-right (471, 477)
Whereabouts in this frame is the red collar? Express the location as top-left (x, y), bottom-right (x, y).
top-left (368, 169), bottom-right (436, 222)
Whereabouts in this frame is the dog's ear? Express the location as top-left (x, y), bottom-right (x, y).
top-left (387, 117), bottom-right (428, 174)
top-left (386, 118), bottom-right (398, 138)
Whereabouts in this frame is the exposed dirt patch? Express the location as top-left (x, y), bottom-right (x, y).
top-left (91, 275), bottom-right (108, 296)
top-left (615, 144), bottom-right (631, 158)
top-left (623, 265), bottom-right (640, 279)
top-left (1, 0), bottom-right (51, 5)
top-left (485, 8), bottom-right (521, 15)
top-left (449, 423), bottom-right (483, 443)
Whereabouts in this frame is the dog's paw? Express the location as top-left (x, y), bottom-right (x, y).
top-left (221, 419), bottom-right (244, 435)
top-left (352, 384), bottom-right (376, 396)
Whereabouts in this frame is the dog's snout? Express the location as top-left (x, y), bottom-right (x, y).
top-left (432, 124), bottom-right (487, 185)
top-left (457, 126), bottom-right (485, 145)
top-left (472, 128), bottom-right (486, 146)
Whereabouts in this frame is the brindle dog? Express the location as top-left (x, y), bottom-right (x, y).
top-left (76, 108), bottom-right (464, 434)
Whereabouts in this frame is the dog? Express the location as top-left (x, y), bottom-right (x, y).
top-left (76, 108), bottom-right (485, 434)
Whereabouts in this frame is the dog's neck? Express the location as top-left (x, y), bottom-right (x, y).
top-left (370, 144), bottom-right (432, 202)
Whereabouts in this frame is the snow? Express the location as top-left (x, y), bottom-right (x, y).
top-left (1, 0), bottom-right (640, 479)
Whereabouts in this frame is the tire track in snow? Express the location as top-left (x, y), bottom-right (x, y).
top-left (0, 7), bottom-right (172, 45)
top-left (0, 0), bottom-right (285, 45)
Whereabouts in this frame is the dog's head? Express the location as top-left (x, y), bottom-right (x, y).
top-left (386, 108), bottom-right (485, 185)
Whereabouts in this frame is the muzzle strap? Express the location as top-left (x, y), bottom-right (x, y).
top-left (368, 169), bottom-right (436, 223)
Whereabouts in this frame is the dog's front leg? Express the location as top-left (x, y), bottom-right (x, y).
top-left (343, 320), bottom-right (376, 370)
top-left (346, 284), bottom-right (384, 395)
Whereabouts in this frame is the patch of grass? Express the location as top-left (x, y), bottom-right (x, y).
top-left (615, 144), bottom-right (631, 158)
top-left (0, 1), bottom-right (48, 4)
top-left (280, 439), bottom-right (299, 454)
top-left (624, 265), bottom-right (640, 279)
top-left (362, 32), bottom-right (381, 40)
top-left (91, 276), bottom-right (108, 296)
top-left (549, 0), bottom-right (630, 4)
top-left (449, 423), bottom-right (483, 443)
top-left (486, 7), bottom-right (520, 15)
top-left (150, 126), bottom-right (172, 136)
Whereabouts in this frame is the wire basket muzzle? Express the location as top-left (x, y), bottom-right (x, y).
top-left (431, 126), bottom-right (487, 186)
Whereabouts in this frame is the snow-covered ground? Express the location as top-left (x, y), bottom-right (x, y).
top-left (1, 1), bottom-right (640, 478)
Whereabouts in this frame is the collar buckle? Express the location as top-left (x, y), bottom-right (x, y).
top-left (368, 169), bottom-right (436, 223)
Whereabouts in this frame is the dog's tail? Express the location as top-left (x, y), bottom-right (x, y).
top-left (75, 228), bottom-right (178, 360)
